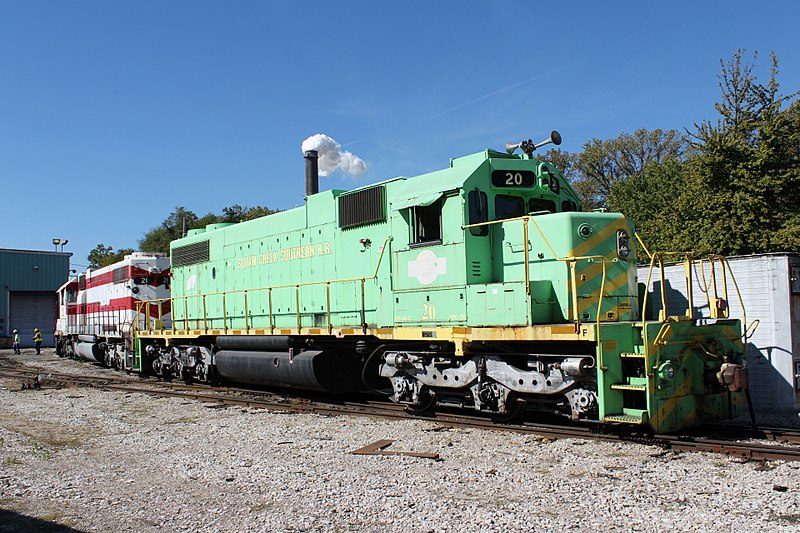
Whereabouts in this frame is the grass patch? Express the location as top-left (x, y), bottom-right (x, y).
top-left (39, 510), bottom-right (76, 527)
top-left (8, 421), bottom-right (89, 448)
top-left (250, 502), bottom-right (276, 512)
top-left (4, 455), bottom-right (18, 465)
top-left (29, 440), bottom-right (53, 460)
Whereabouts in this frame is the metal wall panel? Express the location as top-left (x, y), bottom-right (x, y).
top-left (9, 291), bottom-right (57, 347)
top-left (0, 249), bottom-right (70, 341)
top-left (639, 254), bottom-right (799, 411)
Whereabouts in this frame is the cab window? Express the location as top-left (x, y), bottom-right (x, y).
top-left (410, 201), bottom-right (442, 246)
top-left (468, 190), bottom-right (488, 236)
top-left (562, 200), bottom-right (579, 212)
top-left (495, 195), bottom-right (525, 220)
top-left (529, 198), bottom-right (557, 215)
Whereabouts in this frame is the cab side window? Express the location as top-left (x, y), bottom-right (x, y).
top-left (411, 201), bottom-right (442, 246)
top-left (468, 190), bottom-right (488, 236)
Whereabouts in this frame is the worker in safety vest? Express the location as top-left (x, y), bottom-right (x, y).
top-left (12, 329), bottom-right (20, 355)
top-left (33, 328), bottom-right (43, 355)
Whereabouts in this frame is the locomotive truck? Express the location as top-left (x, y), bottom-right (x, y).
top-left (81, 133), bottom-right (747, 433)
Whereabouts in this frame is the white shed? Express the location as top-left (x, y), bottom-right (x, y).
top-left (637, 253), bottom-right (800, 411)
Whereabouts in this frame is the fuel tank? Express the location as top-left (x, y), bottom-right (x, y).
top-left (75, 341), bottom-right (104, 364)
top-left (214, 349), bottom-right (364, 393)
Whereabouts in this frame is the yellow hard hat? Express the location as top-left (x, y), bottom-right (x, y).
top-left (34, 328), bottom-right (39, 332)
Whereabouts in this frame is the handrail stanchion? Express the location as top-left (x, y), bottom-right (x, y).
top-left (684, 255), bottom-right (694, 319)
top-left (522, 217), bottom-right (530, 295)
top-left (360, 278), bottom-right (367, 333)
top-left (658, 254), bottom-right (667, 320)
top-left (295, 285), bottom-right (301, 332)
top-left (222, 292), bottom-right (228, 332)
top-left (720, 257), bottom-right (730, 317)
top-left (326, 282), bottom-right (332, 334)
top-left (202, 295), bottom-right (208, 333)
top-left (569, 259), bottom-right (580, 328)
top-left (268, 288), bottom-right (274, 333)
top-left (710, 257), bottom-right (719, 317)
top-left (244, 290), bottom-right (250, 332)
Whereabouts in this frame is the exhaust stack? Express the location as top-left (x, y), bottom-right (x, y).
top-left (304, 150), bottom-right (319, 198)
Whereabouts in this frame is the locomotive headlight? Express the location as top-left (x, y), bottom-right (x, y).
top-left (578, 224), bottom-right (593, 239)
top-left (658, 362), bottom-right (676, 381)
top-left (616, 230), bottom-right (631, 259)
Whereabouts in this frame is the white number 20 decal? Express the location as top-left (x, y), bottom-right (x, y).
top-left (422, 303), bottom-right (436, 320)
top-left (505, 172), bottom-right (523, 185)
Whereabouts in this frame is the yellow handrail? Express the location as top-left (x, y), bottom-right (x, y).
top-left (133, 236), bottom-right (393, 336)
top-left (635, 239), bottom-right (756, 366)
top-left (463, 215), bottom-right (613, 370)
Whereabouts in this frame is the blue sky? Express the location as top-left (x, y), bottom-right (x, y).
top-left (1, 1), bottom-right (798, 269)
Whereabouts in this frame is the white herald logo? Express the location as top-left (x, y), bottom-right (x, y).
top-left (408, 250), bottom-right (446, 285)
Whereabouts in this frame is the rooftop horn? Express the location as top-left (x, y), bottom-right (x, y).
top-left (506, 130), bottom-right (562, 155)
top-left (534, 130), bottom-right (562, 150)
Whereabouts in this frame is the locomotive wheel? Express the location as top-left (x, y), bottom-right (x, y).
top-left (490, 395), bottom-right (527, 423)
top-left (405, 395), bottom-right (436, 416)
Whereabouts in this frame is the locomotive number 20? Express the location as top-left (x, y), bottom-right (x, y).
top-left (491, 169), bottom-right (536, 188)
top-left (422, 303), bottom-right (437, 320)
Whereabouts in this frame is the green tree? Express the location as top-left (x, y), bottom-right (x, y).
top-left (138, 204), bottom-right (280, 255)
top-left (607, 160), bottom-right (686, 253)
top-left (571, 128), bottom-right (686, 210)
top-left (681, 50), bottom-right (800, 255)
top-left (138, 206), bottom-right (199, 254)
top-left (87, 244), bottom-right (135, 268)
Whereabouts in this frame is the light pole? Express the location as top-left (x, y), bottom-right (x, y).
top-left (52, 238), bottom-right (69, 252)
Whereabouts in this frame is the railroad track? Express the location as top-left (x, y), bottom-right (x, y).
top-left (2, 362), bottom-right (800, 462)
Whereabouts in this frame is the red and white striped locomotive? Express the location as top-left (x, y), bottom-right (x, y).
top-left (55, 252), bottom-right (172, 367)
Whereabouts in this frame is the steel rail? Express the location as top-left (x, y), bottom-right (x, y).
top-left (2, 361), bottom-right (800, 462)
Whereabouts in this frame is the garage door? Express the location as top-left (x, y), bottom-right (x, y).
top-left (9, 291), bottom-right (57, 347)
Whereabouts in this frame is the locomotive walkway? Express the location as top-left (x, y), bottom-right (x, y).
top-left (1, 356), bottom-right (799, 463)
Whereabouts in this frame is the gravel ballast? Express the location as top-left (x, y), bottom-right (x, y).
top-left (1, 349), bottom-right (799, 531)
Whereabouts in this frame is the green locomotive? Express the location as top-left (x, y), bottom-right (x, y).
top-left (135, 133), bottom-right (748, 433)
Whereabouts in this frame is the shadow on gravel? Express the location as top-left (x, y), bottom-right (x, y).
top-left (0, 509), bottom-right (84, 532)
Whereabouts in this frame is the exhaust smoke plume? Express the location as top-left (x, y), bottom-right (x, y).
top-left (301, 133), bottom-right (366, 177)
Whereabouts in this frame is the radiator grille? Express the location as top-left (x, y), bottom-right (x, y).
top-left (338, 186), bottom-right (385, 229)
top-left (172, 240), bottom-right (210, 267)
top-left (112, 267), bottom-right (127, 283)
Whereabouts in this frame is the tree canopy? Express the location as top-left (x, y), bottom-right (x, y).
top-left (88, 204), bottom-right (279, 263)
top-left (547, 49), bottom-right (799, 257)
top-left (138, 204), bottom-right (279, 254)
top-left (87, 244), bottom-right (135, 268)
